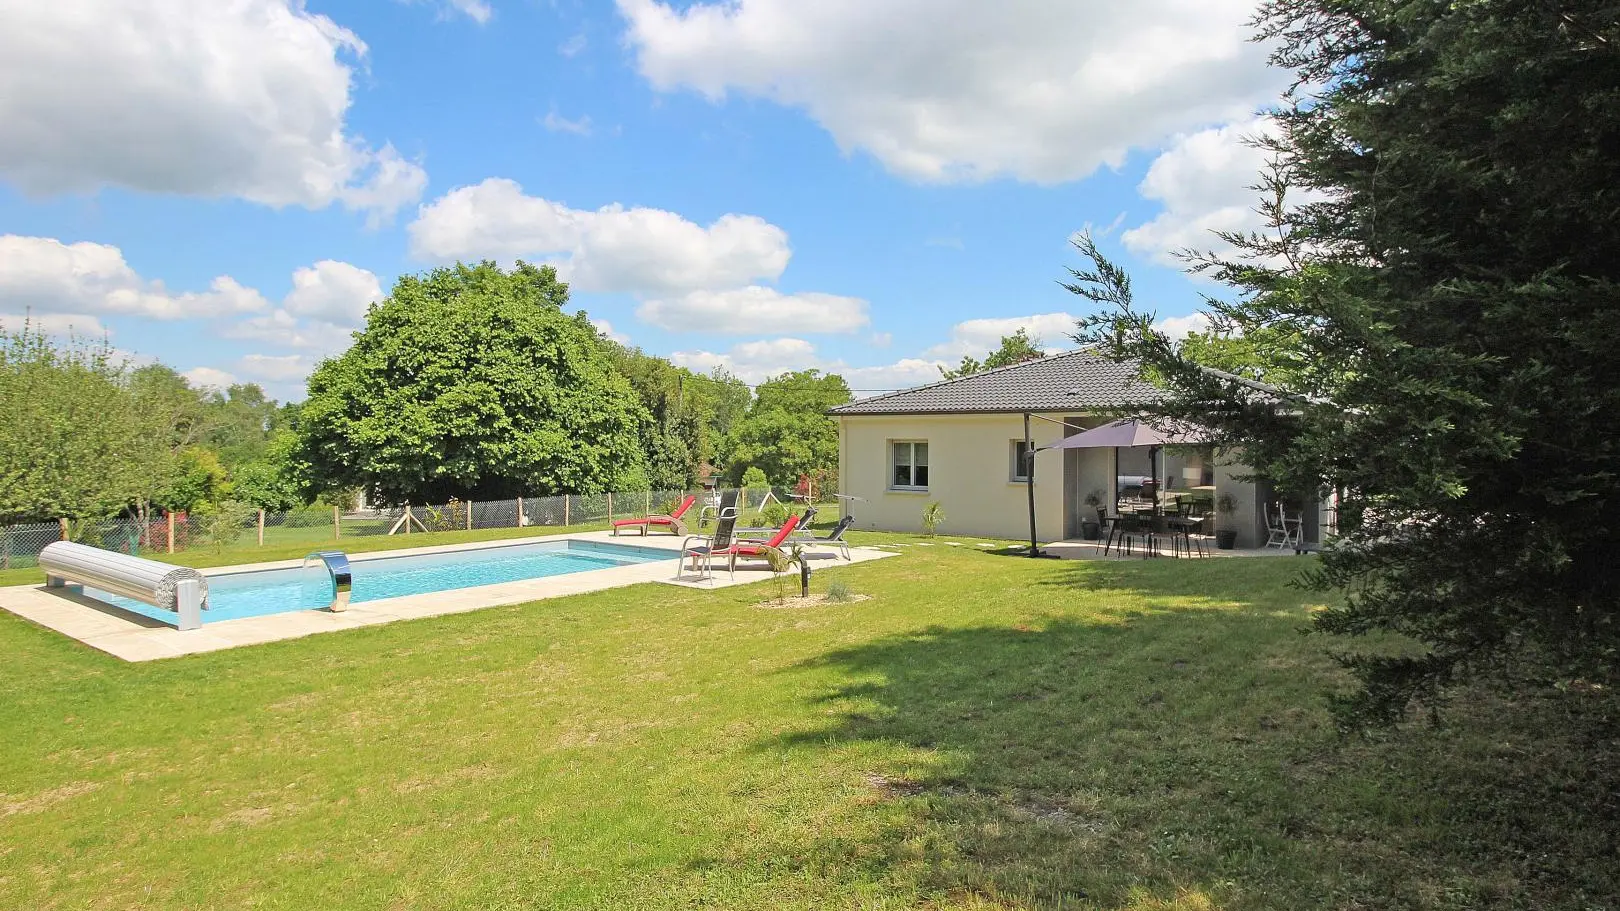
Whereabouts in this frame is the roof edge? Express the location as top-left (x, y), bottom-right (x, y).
top-left (827, 347), bottom-right (1107, 415)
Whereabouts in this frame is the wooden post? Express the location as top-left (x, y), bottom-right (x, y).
top-left (564, 494), bottom-right (570, 526)
top-left (333, 505), bottom-right (341, 540)
top-left (404, 505), bottom-right (412, 535)
top-left (167, 511), bottom-right (175, 554)
top-left (516, 497), bottom-right (524, 528)
top-left (59, 518), bottom-right (70, 541)
top-left (645, 490), bottom-right (652, 514)
top-left (606, 492), bottom-right (613, 524)
top-left (257, 509), bottom-right (265, 546)
top-left (466, 500), bottom-right (473, 531)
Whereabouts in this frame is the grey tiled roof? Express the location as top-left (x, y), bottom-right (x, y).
top-left (830, 349), bottom-right (1157, 415)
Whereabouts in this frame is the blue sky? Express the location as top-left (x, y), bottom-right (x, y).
top-left (0, 0), bottom-right (1286, 400)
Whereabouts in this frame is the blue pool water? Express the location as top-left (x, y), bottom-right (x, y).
top-left (82, 539), bottom-right (673, 626)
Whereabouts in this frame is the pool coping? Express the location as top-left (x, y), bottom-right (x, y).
top-left (0, 529), bottom-right (897, 662)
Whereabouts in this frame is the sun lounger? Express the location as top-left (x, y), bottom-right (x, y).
top-left (798, 515), bottom-right (855, 561)
top-left (612, 494), bottom-right (697, 537)
top-left (713, 514), bottom-right (803, 580)
top-left (678, 490), bottom-right (739, 580)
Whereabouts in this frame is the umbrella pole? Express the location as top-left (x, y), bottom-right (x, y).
top-left (1025, 413), bottom-right (1040, 557)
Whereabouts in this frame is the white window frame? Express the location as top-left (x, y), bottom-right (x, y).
top-left (1010, 440), bottom-right (1031, 482)
top-left (890, 440), bottom-right (930, 491)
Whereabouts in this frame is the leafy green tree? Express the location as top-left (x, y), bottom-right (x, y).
top-left (939, 328), bottom-right (1045, 380)
top-left (1070, 0), bottom-right (1620, 723)
top-left (156, 446), bottom-right (230, 514)
top-left (298, 262), bottom-right (653, 503)
top-left (740, 466), bottom-right (769, 490)
top-left (230, 429), bottom-right (309, 511)
top-left (724, 371), bottom-right (851, 486)
top-left (201, 383), bottom-right (282, 467)
top-left (0, 327), bottom-right (151, 524)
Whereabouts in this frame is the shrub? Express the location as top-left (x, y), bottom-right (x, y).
top-left (761, 501), bottom-right (789, 527)
top-left (202, 500), bottom-right (255, 552)
top-left (825, 580), bottom-right (853, 603)
top-left (921, 501), bottom-right (946, 537)
top-left (740, 466), bottom-right (768, 489)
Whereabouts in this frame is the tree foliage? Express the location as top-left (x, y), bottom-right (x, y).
top-left (601, 342), bottom-right (751, 489)
top-left (0, 328), bottom-right (289, 523)
top-left (1069, 0), bottom-right (1620, 724)
top-left (0, 328), bottom-right (154, 523)
top-left (724, 371), bottom-right (851, 487)
top-left (298, 262), bottom-right (654, 503)
top-left (939, 328), bottom-right (1046, 380)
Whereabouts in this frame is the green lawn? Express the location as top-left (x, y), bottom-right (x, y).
top-left (1, 537), bottom-right (1614, 909)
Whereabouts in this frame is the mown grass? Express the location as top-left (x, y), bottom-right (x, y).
top-left (0, 536), bottom-right (1614, 909)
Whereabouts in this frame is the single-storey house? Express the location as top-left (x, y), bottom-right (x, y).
top-left (830, 349), bottom-right (1313, 549)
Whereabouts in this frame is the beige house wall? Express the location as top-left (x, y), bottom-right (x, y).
top-left (837, 412), bottom-right (1111, 541)
top-left (838, 413), bottom-right (1269, 546)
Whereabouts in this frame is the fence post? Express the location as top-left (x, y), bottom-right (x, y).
top-left (516, 497), bottom-right (524, 528)
top-left (333, 505), bottom-right (341, 541)
top-left (257, 509), bottom-right (265, 546)
top-left (564, 494), bottom-right (570, 526)
top-left (404, 505), bottom-right (412, 535)
top-left (166, 512), bottom-right (175, 553)
top-left (645, 490), bottom-right (652, 514)
top-left (606, 492), bottom-right (613, 524)
top-left (466, 500), bottom-right (473, 531)
top-left (60, 518), bottom-right (70, 541)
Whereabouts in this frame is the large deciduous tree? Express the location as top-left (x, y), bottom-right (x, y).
top-left (298, 262), bottom-right (653, 504)
top-left (1070, 0), bottom-right (1620, 723)
top-left (724, 370), bottom-right (851, 487)
top-left (0, 328), bottom-right (153, 524)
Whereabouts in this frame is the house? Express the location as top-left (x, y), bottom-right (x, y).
top-left (829, 349), bottom-right (1291, 548)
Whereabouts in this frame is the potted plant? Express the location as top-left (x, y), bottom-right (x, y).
top-left (1080, 489), bottom-right (1104, 540)
top-left (1215, 493), bottom-right (1239, 550)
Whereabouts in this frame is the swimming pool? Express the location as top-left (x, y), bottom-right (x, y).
top-left (82, 539), bottom-right (674, 626)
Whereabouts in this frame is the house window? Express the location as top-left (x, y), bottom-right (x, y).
top-left (1010, 440), bottom-right (1031, 481)
top-left (891, 441), bottom-right (929, 490)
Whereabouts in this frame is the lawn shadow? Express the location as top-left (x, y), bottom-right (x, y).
top-left (745, 558), bottom-right (1620, 910)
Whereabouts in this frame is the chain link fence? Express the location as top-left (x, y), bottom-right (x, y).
top-left (0, 485), bottom-right (816, 570)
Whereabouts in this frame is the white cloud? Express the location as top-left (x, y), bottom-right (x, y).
top-left (0, 312), bottom-right (110, 338)
top-left (0, 235), bottom-right (269, 320)
top-left (869, 332), bottom-right (893, 348)
top-left (924, 312), bottom-right (1078, 359)
top-left (590, 317), bottom-right (629, 343)
top-left (618, 0), bottom-right (1281, 184)
top-left (221, 260), bottom-right (379, 353)
top-left (399, 0), bottom-right (494, 23)
top-left (408, 178), bottom-right (792, 294)
top-left (637, 286), bottom-right (868, 335)
top-left (671, 337), bottom-right (944, 390)
top-left (236, 353), bottom-right (317, 384)
top-left (840, 359), bottom-right (951, 394)
top-left (543, 111), bottom-right (594, 136)
top-left (183, 366), bottom-right (238, 390)
top-left (1154, 312), bottom-right (1212, 339)
top-left (0, 1), bottom-right (425, 222)
top-left (283, 261), bottom-right (383, 325)
top-left (1122, 117), bottom-right (1278, 266)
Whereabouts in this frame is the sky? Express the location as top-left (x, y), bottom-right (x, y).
top-left (0, 0), bottom-right (1290, 401)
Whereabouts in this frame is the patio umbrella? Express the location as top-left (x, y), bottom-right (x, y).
top-left (1041, 419), bottom-right (1211, 516)
top-left (1042, 418), bottom-right (1210, 450)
